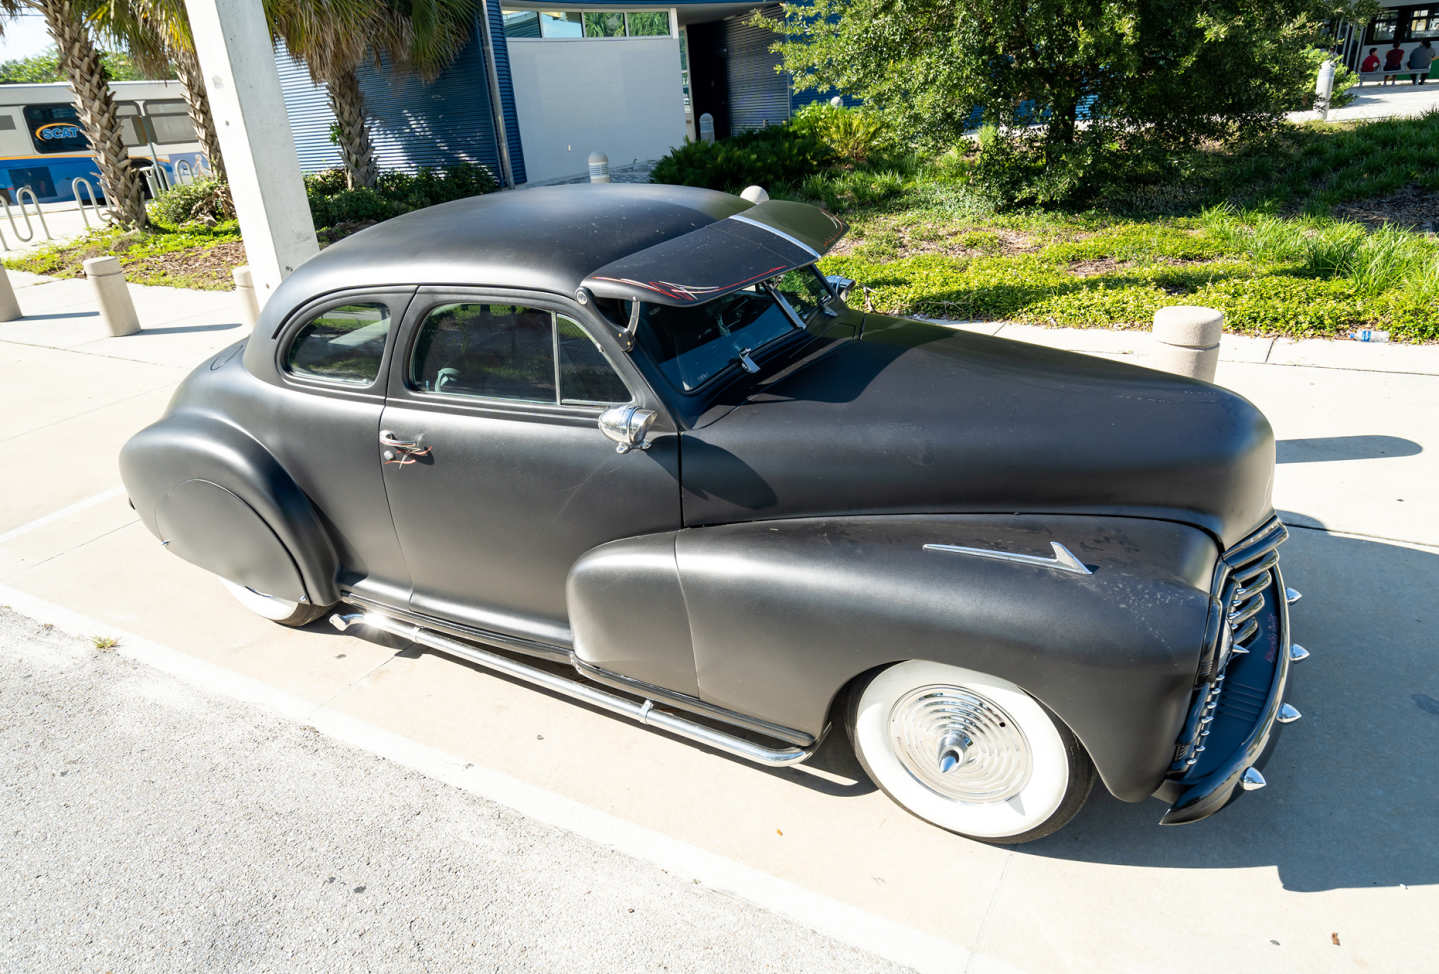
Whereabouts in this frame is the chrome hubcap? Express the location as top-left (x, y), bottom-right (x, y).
top-left (890, 685), bottom-right (1032, 803)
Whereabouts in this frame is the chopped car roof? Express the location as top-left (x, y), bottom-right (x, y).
top-left (265, 184), bottom-right (846, 326)
top-left (582, 199), bottom-right (847, 306)
top-left (268, 184), bottom-right (746, 321)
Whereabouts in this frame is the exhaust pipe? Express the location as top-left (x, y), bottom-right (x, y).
top-left (330, 611), bottom-right (816, 768)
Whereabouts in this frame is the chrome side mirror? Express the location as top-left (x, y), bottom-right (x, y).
top-left (598, 405), bottom-right (657, 454)
top-left (825, 275), bottom-right (856, 302)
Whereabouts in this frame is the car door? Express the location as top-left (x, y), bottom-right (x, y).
top-left (267, 288), bottom-right (416, 606)
top-left (378, 287), bottom-right (681, 645)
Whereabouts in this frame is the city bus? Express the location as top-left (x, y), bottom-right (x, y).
top-left (0, 79), bottom-right (208, 204)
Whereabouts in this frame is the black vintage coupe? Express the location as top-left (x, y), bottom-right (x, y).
top-left (120, 184), bottom-right (1305, 842)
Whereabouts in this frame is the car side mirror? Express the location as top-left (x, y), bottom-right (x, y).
top-left (826, 275), bottom-right (856, 303)
top-left (598, 405), bottom-right (657, 454)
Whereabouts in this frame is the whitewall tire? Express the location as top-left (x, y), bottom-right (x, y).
top-left (848, 660), bottom-right (1095, 843)
top-left (221, 578), bottom-right (325, 627)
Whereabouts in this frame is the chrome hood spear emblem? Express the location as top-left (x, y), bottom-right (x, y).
top-left (922, 541), bottom-right (1092, 576)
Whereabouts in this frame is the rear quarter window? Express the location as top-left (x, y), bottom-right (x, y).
top-left (283, 303), bottom-right (391, 385)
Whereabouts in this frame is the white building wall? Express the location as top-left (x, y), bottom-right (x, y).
top-left (506, 36), bottom-right (687, 183)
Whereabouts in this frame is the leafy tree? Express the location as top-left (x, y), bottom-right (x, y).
top-left (0, 2), bottom-right (147, 226)
top-left (87, 0), bottom-right (227, 181)
top-left (267, 0), bottom-right (481, 189)
top-left (769, 0), bottom-right (1363, 205)
top-left (0, 43), bottom-right (156, 82)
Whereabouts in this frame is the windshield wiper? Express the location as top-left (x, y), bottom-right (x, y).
top-left (734, 347), bottom-right (760, 374)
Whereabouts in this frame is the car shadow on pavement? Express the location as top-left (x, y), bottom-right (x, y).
top-left (1016, 518), bottom-right (1438, 893)
top-left (1277, 435), bottom-right (1422, 463)
top-left (333, 622), bottom-right (877, 799)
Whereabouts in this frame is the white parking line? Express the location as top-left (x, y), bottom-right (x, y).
top-left (0, 580), bottom-right (1004, 974)
top-left (0, 486), bottom-right (126, 545)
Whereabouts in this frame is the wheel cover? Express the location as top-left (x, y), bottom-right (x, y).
top-left (889, 684), bottom-right (1032, 803)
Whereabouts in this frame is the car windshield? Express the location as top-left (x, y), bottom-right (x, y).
top-left (633, 281), bottom-right (801, 392)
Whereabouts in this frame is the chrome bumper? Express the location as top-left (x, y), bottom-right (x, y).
top-left (1155, 564), bottom-right (1303, 825)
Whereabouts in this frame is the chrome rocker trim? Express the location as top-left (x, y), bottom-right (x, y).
top-left (330, 611), bottom-right (819, 768)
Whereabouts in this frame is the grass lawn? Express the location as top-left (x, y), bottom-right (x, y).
top-left (5, 222), bottom-right (244, 290)
top-left (806, 112), bottom-right (1439, 342)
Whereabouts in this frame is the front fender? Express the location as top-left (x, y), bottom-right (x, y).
top-left (672, 514), bottom-right (1218, 803)
top-left (119, 411), bottom-right (340, 606)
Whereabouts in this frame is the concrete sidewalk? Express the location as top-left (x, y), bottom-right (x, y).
top-left (2, 273), bottom-right (1437, 973)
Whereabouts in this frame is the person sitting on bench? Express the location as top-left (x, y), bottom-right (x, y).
top-left (1410, 40), bottom-right (1435, 84)
top-left (1362, 47), bottom-right (1381, 72)
top-left (1383, 41), bottom-right (1406, 84)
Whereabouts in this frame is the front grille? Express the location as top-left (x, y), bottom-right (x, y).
top-left (1172, 516), bottom-right (1289, 774)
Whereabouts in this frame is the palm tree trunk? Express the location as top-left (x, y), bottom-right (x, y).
top-left (171, 42), bottom-right (225, 181)
top-left (326, 66), bottom-right (377, 189)
top-left (37, 0), bottom-right (148, 228)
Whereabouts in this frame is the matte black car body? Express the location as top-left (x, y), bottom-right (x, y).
top-left (120, 184), bottom-right (1295, 826)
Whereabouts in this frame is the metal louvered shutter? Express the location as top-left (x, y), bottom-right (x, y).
top-left (354, 31), bottom-right (503, 178)
top-left (723, 6), bottom-right (790, 133)
top-left (274, 40), bottom-right (343, 174)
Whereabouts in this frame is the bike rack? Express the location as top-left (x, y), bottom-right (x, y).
top-left (1, 186), bottom-right (52, 244)
top-left (72, 176), bottom-right (114, 230)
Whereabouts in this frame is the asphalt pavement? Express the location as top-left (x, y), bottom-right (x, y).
top-left (0, 607), bottom-right (902, 973)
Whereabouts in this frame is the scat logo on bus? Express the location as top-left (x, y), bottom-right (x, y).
top-left (34, 122), bottom-right (82, 141)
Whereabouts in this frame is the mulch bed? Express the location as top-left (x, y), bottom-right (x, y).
top-left (1333, 185), bottom-right (1439, 233)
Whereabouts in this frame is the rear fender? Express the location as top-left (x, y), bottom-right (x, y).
top-left (671, 514), bottom-right (1218, 802)
top-left (119, 413), bottom-right (340, 605)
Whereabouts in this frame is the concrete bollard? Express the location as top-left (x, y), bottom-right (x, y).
top-left (740, 185), bottom-right (769, 204)
top-left (1152, 305), bottom-right (1223, 382)
top-left (698, 113), bottom-right (715, 143)
top-left (0, 262), bottom-right (20, 322)
top-left (233, 265), bottom-right (260, 331)
top-left (588, 152), bottom-right (610, 183)
top-left (83, 256), bottom-right (139, 337)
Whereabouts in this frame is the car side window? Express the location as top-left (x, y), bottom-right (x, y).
top-left (558, 315), bottom-right (630, 405)
top-left (284, 302), bottom-right (391, 385)
top-left (773, 267), bottom-right (833, 323)
top-left (410, 302), bottom-right (629, 407)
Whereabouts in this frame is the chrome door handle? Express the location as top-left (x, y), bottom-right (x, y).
top-left (379, 430), bottom-right (430, 466)
top-left (379, 429), bottom-right (425, 451)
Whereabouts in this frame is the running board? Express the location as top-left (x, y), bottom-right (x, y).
top-left (329, 611), bottom-right (817, 768)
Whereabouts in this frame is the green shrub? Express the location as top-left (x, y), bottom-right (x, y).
top-left (304, 168), bottom-right (349, 196)
top-left (651, 125), bottom-right (836, 193)
top-left (147, 177), bottom-right (236, 227)
top-left (306, 162), bottom-right (499, 232)
top-left (791, 102), bottom-right (888, 165)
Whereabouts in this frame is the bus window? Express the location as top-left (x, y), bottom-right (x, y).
top-left (24, 104), bottom-right (90, 154)
top-left (117, 102), bottom-right (148, 148)
top-left (145, 100), bottom-right (195, 144)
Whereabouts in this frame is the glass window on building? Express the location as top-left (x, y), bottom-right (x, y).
top-left (583, 11), bottom-right (627, 36)
top-left (1411, 7), bottom-right (1439, 38)
top-left (626, 11), bottom-right (670, 36)
top-left (503, 9), bottom-right (541, 37)
top-left (540, 10), bottom-right (584, 36)
top-left (1370, 8), bottom-right (1400, 42)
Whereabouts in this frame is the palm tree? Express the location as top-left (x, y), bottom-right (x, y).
top-left (0, 0), bottom-right (147, 226)
top-left (87, 0), bottom-right (226, 182)
top-left (267, 0), bottom-right (480, 189)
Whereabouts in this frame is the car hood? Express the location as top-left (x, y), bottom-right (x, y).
top-left (679, 315), bottom-right (1275, 549)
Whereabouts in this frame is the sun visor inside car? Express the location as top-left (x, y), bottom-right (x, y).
top-left (582, 201), bottom-right (847, 307)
